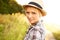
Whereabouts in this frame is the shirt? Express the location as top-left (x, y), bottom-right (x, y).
top-left (24, 20), bottom-right (46, 40)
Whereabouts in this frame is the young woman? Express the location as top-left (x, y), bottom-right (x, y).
top-left (23, 1), bottom-right (46, 40)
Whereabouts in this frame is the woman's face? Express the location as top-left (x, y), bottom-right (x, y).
top-left (25, 6), bottom-right (42, 25)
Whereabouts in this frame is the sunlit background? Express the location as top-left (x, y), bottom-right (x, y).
top-left (0, 0), bottom-right (60, 40)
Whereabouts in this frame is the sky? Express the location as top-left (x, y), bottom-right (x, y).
top-left (43, 0), bottom-right (60, 25)
top-left (16, 0), bottom-right (60, 25)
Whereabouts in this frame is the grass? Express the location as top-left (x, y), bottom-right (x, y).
top-left (0, 13), bottom-right (29, 40)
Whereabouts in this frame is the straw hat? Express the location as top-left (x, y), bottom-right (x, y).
top-left (23, 1), bottom-right (46, 16)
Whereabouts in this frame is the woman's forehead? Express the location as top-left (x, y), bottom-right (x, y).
top-left (25, 6), bottom-right (40, 11)
top-left (25, 6), bottom-right (42, 13)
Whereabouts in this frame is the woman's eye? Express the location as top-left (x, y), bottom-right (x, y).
top-left (32, 12), bottom-right (36, 14)
top-left (26, 12), bottom-right (29, 14)
top-left (26, 12), bottom-right (29, 13)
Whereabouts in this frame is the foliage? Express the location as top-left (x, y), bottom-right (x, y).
top-left (0, 0), bottom-right (24, 14)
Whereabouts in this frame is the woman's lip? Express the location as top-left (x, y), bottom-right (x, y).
top-left (29, 20), bottom-right (32, 21)
top-left (28, 19), bottom-right (33, 21)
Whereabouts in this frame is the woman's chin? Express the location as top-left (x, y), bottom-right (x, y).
top-left (30, 21), bottom-right (37, 25)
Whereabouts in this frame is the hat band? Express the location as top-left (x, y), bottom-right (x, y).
top-left (29, 2), bottom-right (43, 9)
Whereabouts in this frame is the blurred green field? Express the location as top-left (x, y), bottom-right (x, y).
top-left (0, 0), bottom-right (30, 40)
top-left (0, 13), bottom-right (29, 40)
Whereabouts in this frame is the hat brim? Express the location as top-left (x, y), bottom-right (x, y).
top-left (23, 4), bottom-right (46, 16)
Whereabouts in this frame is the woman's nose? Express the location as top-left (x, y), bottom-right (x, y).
top-left (28, 13), bottom-right (32, 18)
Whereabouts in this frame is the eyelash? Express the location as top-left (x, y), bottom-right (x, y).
top-left (26, 12), bottom-right (36, 15)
